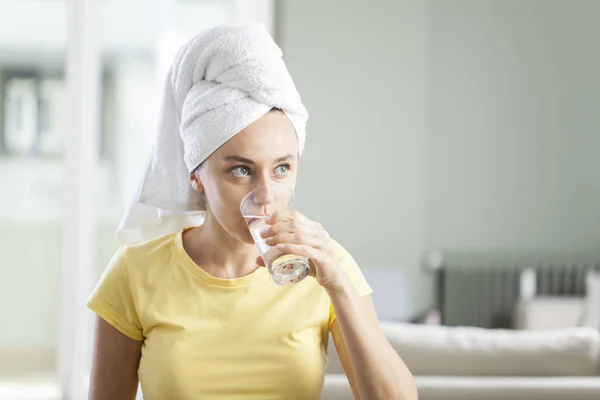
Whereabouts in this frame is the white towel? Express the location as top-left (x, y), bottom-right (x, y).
top-left (116, 24), bottom-right (308, 244)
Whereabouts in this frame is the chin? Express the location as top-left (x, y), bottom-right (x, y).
top-left (239, 230), bottom-right (256, 245)
top-left (229, 222), bottom-right (255, 245)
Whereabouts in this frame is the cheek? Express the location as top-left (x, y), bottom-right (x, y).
top-left (205, 184), bottom-right (253, 239)
top-left (282, 172), bottom-right (298, 190)
top-left (206, 185), bottom-right (237, 213)
top-left (207, 187), bottom-right (240, 223)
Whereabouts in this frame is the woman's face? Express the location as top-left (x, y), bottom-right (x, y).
top-left (192, 110), bottom-right (300, 244)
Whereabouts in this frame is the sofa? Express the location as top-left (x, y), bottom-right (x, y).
top-left (515, 270), bottom-right (600, 331)
top-left (323, 322), bottom-right (600, 400)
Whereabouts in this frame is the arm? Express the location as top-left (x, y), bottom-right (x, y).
top-left (260, 210), bottom-right (418, 400)
top-left (89, 316), bottom-right (142, 400)
top-left (330, 287), bottom-right (417, 400)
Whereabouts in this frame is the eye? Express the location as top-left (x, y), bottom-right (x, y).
top-left (231, 166), bottom-right (251, 177)
top-left (273, 164), bottom-right (290, 176)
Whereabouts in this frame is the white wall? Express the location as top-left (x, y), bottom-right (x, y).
top-left (276, 0), bottom-right (433, 314)
top-left (429, 0), bottom-right (600, 251)
top-left (277, 0), bottom-right (600, 316)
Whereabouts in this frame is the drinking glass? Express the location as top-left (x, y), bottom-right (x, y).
top-left (240, 184), bottom-right (310, 285)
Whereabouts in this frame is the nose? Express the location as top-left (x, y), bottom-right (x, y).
top-left (254, 170), bottom-right (272, 190)
top-left (254, 185), bottom-right (275, 206)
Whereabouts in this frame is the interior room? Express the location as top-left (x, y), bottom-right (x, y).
top-left (0, 1), bottom-right (599, 399)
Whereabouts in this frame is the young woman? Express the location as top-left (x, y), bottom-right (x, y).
top-left (88, 24), bottom-right (417, 400)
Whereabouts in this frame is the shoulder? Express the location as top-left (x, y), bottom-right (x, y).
top-left (330, 239), bottom-right (357, 265)
top-left (329, 238), bottom-right (372, 297)
top-left (116, 231), bottom-right (180, 275)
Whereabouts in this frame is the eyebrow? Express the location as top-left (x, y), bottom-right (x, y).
top-left (223, 154), bottom-right (295, 164)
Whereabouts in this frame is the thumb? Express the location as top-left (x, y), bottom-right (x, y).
top-left (256, 256), bottom-right (266, 267)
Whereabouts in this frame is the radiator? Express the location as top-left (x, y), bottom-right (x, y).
top-left (430, 252), bottom-right (600, 329)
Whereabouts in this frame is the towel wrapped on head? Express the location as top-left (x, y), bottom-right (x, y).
top-left (117, 24), bottom-right (308, 244)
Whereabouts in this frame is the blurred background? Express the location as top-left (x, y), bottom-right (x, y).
top-left (0, 0), bottom-right (598, 399)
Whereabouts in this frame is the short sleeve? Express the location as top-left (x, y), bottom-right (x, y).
top-left (87, 246), bottom-right (143, 341)
top-left (328, 241), bottom-right (373, 327)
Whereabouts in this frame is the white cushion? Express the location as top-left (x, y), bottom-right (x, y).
top-left (326, 323), bottom-right (600, 376)
top-left (379, 323), bottom-right (600, 376)
top-left (583, 271), bottom-right (600, 329)
top-left (322, 374), bottom-right (600, 400)
top-left (514, 297), bottom-right (585, 330)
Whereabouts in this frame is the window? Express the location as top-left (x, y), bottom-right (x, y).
top-left (0, 68), bottom-right (110, 159)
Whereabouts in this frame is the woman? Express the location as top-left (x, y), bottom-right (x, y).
top-left (88, 24), bottom-right (417, 400)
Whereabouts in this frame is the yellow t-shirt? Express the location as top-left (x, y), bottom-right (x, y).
top-left (87, 229), bottom-right (372, 400)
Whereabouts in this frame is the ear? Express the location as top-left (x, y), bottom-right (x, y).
top-left (189, 172), bottom-right (204, 193)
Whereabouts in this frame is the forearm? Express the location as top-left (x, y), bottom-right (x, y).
top-left (327, 279), bottom-right (418, 400)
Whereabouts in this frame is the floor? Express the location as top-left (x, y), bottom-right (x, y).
top-left (0, 374), bottom-right (61, 400)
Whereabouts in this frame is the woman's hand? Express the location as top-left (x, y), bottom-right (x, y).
top-left (256, 210), bottom-right (347, 289)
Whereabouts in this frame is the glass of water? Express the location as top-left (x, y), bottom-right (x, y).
top-left (240, 184), bottom-right (310, 285)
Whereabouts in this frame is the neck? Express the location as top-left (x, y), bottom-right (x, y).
top-left (183, 211), bottom-right (260, 279)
